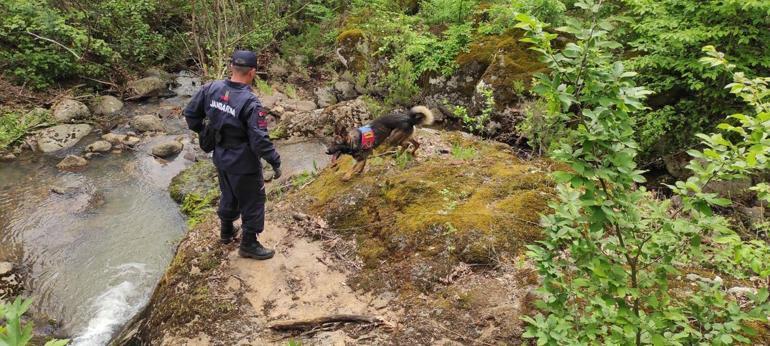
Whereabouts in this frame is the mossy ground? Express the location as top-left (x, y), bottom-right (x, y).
top-left (300, 130), bottom-right (556, 292)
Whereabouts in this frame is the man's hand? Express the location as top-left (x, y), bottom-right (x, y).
top-left (266, 164), bottom-right (282, 182)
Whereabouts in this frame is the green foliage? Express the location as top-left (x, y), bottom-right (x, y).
top-left (394, 150), bottom-right (413, 169)
top-left (450, 143), bottom-right (478, 160)
top-left (292, 168), bottom-right (318, 188)
top-left (280, 23), bottom-right (338, 66)
top-left (255, 79), bottom-right (273, 95)
top-left (445, 83), bottom-right (494, 134)
top-left (478, 0), bottom-right (568, 35)
top-left (0, 0), bottom-right (114, 89)
top-left (619, 0), bottom-right (770, 159)
top-left (348, 3), bottom-right (472, 105)
top-left (516, 98), bottom-right (566, 155)
top-left (381, 55), bottom-right (420, 106)
top-left (518, 2), bottom-right (770, 345)
top-left (87, 0), bottom-right (179, 66)
top-left (0, 297), bottom-right (68, 346)
top-left (180, 189), bottom-right (218, 227)
top-left (284, 84), bottom-right (298, 99)
top-left (420, 0), bottom-right (479, 25)
top-left (0, 108), bottom-right (51, 150)
top-left (671, 47), bottom-right (770, 280)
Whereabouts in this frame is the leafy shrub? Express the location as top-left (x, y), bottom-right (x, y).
top-left (618, 0), bottom-right (770, 159)
top-left (381, 55), bottom-right (420, 106)
top-left (280, 23), bottom-right (338, 66)
top-left (420, 0), bottom-right (479, 25)
top-left (1, 297), bottom-right (68, 346)
top-left (87, 0), bottom-right (179, 66)
top-left (445, 82), bottom-right (494, 134)
top-left (0, 108), bottom-right (51, 150)
top-left (478, 0), bottom-right (568, 35)
top-left (0, 0), bottom-right (114, 89)
top-left (518, 2), bottom-right (770, 344)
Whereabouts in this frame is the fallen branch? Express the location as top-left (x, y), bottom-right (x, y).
top-left (25, 31), bottom-right (81, 60)
top-left (269, 314), bottom-right (385, 331)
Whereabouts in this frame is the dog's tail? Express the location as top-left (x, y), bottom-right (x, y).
top-left (409, 105), bottom-right (434, 126)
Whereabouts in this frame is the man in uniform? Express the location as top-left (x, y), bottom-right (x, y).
top-left (183, 50), bottom-right (281, 260)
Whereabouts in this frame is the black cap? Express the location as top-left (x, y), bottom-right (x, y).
top-left (231, 50), bottom-right (258, 68)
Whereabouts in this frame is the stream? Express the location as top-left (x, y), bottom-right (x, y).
top-left (0, 73), bottom-right (329, 344)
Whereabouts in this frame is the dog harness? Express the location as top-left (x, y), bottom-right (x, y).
top-left (359, 126), bottom-right (376, 150)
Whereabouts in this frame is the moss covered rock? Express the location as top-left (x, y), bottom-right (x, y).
top-left (336, 28), bottom-right (369, 73)
top-left (297, 130), bottom-right (556, 291)
top-left (457, 31), bottom-right (546, 115)
top-left (169, 160), bottom-right (218, 204)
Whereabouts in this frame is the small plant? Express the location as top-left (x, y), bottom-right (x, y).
top-left (450, 143), bottom-right (477, 160)
top-left (255, 79), bottom-right (273, 96)
top-left (180, 189), bottom-right (218, 227)
top-left (444, 84), bottom-right (494, 135)
top-left (1, 297), bottom-right (69, 346)
top-left (284, 84), bottom-right (298, 99)
top-left (268, 125), bottom-right (287, 140)
top-left (439, 188), bottom-right (459, 214)
top-left (292, 169), bottom-right (317, 188)
top-left (394, 150), bottom-right (413, 169)
top-left (381, 55), bottom-right (420, 106)
top-left (0, 108), bottom-right (52, 150)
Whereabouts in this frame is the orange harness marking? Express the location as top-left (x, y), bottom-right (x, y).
top-left (359, 126), bottom-right (376, 150)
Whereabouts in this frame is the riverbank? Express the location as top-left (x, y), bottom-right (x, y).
top-left (119, 129), bottom-right (554, 345)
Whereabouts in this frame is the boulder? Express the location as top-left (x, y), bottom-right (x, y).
top-left (286, 100), bottom-right (318, 112)
top-left (740, 206), bottom-right (765, 229)
top-left (56, 155), bottom-right (88, 171)
top-left (268, 58), bottom-right (290, 79)
top-left (704, 177), bottom-right (753, 200)
top-left (315, 86), bottom-right (338, 108)
top-left (279, 97), bottom-right (372, 137)
top-left (0, 262), bottom-right (12, 276)
top-left (102, 132), bottom-right (127, 145)
top-left (152, 141), bottom-right (183, 158)
top-left (36, 124), bottom-right (93, 153)
top-left (92, 95), bottom-right (124, 115)
top-left (334, 81), bottom-right (357, 101)
top-left (123, 136), bottom-right (141, 146)
top-left (86, 140), bottom-right (112, 153)
top-left (131, 114), bottom-right (165, 132)
top-left (664, 153), bottom-right (693, 180)
top-left (259, 92), bottom-right (287, 108)
top-left (727, 286), bottom-right (757, 297)
top-left (53, 99), bottom-right (90, 122)
top-left (127, 76), bottom-right (167, 98)
top-left (1, 153), bottom-right (15, 162)
top-left (144, 67), bottom-right (173, 80)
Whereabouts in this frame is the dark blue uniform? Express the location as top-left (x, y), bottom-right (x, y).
top-left (184, 79), bottom-right (280, 235)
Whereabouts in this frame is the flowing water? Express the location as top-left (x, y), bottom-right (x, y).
top-left (0, 73), bottom-right (330, 344)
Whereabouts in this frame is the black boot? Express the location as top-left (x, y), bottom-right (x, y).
top-left (220, 220), bottom-right (239, 244)
top-left (239, 232), bottom-right (275, 260)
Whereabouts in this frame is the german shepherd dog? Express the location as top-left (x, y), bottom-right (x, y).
top-left (326, 106), bottom-right (434, 181)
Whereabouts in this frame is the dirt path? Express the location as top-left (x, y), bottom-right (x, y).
top-left (231, 222), bottom-right (393, 344)
top-left (159, 218), bottom-right (396, 346)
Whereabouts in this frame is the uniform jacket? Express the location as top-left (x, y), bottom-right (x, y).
top-left (184, 80), bottom-right (280, 174)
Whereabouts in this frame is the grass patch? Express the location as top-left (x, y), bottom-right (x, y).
top-left (0, 107), bottom-right (51, 150)
top-left (255, 79), bottom-right (273, 95)
top-left (284, 84), bottom-right (298, 99)
top-left (450, 143), bottom-right (478, 160)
